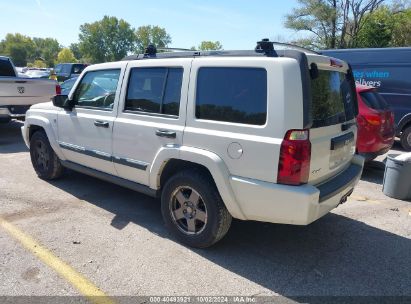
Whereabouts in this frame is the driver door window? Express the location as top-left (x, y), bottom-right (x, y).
top-left (74, 69), bottom-right (121, 110)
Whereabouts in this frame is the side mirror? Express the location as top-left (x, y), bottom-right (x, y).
top-left (52, 95), bottom-right (74, 110)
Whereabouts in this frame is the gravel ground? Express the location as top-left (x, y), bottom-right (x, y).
top-left (0, 121), bottom-right (410, 301)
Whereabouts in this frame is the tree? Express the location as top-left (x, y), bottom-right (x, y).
top-left (27, 59), bottom-right (47, 68)
top-left (69, 43), bottom-right (82, 60)
top-left (0, 33), bottom-right (35, 66)
top-left (78, 16), bottom-right (136, 63)
top-left (193, 41), bottom-right (223, 51)
top-left (32, 37), bottom-right (61, 67)
top-left (356, 5), bottom-right (411, 47)
top-left (285, 0), bottom-right (385, 49)
top-left (389, 6), bottom-right (411, 46)
top-left (56, 48), bottom-right (77, 63)
top-left (135, 25), bottom-right (171, 53)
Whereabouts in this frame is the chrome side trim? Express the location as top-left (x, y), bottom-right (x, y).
top-left (58, 142), bottom-right (149, 171)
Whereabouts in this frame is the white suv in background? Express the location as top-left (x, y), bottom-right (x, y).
top-left (22, 40), bottom-right (364, 248)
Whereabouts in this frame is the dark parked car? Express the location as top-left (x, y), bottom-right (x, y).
top-left (322, 47), bottom-right (411, 150)
top-left (54, 63), bottom-right (88, 82)
top-left (60, 77), bottom-right (78, 95)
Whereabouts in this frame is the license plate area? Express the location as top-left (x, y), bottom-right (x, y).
top-left (330, 132), bottom-right (355, 169)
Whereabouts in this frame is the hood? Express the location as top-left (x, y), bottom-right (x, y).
top-left (30, 101), bottom-right (59, 110)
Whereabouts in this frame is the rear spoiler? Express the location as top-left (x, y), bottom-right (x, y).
top-left (277, 50), bottom-right (313, 129)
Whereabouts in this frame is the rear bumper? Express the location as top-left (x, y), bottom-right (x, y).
top-left (357, 131), bottom-right (395, 156)
top-left (0, 105), bottom-right (30, 120)
top-left (359, 146), bottom-right (392, 161)
top-left (230, 155), bottom-right (364, 225)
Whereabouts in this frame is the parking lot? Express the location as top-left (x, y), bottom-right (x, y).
top-left (1, 121), bottom-right (410, 301)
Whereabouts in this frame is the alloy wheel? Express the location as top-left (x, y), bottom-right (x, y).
top-left (169, 186), bottom-right (208, 235)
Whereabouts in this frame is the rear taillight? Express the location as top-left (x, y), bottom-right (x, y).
top-left (56, 84), bottom-right (62, 95)
top-left (277, 129), bottom-right (311, 186)
top-left (363, 113), bottom-right (382, 126)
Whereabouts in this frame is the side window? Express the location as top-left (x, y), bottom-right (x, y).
top-left (54, 64), bottom-right (62, 73)
top-left (0, 58), bottom-right (16, 77)
top-left (195, 67), bottom-right (267, 125)
top-left (73, 69), bottom-right (121, 110)
top-left (72, 64), bottom-right (85, 74)
top-left (125, 67), bottom-right (183, 116)
top-left (62, 64), bottom-right (71, 74)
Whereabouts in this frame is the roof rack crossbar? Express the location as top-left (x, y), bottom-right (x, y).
top-left (122, 39), bottom-right (319, 61)
top-left (157, 47), bottom-right (193, 52)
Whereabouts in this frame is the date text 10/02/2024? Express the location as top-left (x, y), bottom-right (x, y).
top-left (149, 296), bottom-right (257, 303)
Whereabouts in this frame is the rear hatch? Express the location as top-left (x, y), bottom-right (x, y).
top-left (306, 55), bottom-right (358, 185)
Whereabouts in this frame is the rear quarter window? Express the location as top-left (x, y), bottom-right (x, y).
top-left (195, 67), bottom-right (267, 125)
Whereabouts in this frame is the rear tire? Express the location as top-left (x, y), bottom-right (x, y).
top-left (161, 169), bottom-right (232, 248)
top-left (30, 130), bottom-right (63, 180)
top-left (400, 126), bottom-right (411, 151)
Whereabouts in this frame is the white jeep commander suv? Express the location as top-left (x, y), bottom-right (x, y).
top-left (22, 40), bottom-right (364, 248)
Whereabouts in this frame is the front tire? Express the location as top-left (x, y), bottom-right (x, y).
top-left (400, 126), bottom-right (411, 151)
top-left (30, 130), bottom-right (63, 180)
top-left (161, 170), bottom-right (232, 248)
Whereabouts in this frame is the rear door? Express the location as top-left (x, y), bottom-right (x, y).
top-left (112, 58), bottom-right (191, 186)
top-left (307, 56), bottom-right (357, 185)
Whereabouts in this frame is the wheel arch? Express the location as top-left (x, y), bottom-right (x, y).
top-left (397, 114), bottom-right (411, 135)
top-left (150, 146), bottom-right (246, 220)
top-left (25, 116), bottom-right (65, 160)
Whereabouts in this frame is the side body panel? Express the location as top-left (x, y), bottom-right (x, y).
top-left (184, 57), bottom-right (303, 184)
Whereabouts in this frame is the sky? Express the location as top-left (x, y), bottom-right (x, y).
top-left (0, 0), bottom-right (303, 50)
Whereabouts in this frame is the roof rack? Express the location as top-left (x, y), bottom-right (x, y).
top-left (157, 47), bottom-right (193, 52)
top-left (122, 39), bottom-right (320, 61)
top-left (268, 41), bottom-right (320, 55)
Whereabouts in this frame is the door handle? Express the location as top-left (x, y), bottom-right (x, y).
top-left (94, 120), bottom-right (109, 128)
top-left (155, 129), bottom-right (176, 139)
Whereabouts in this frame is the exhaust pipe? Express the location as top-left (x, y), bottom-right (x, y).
top-left (340, 189), bottom-right (354, 205)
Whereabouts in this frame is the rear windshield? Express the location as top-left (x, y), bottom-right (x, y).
top-left (311, 70), bottom-right (353, 128)
top-left (0, 58), bottom-right (16, 77)
top-left (360, 91), bottom-right (389, 110)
